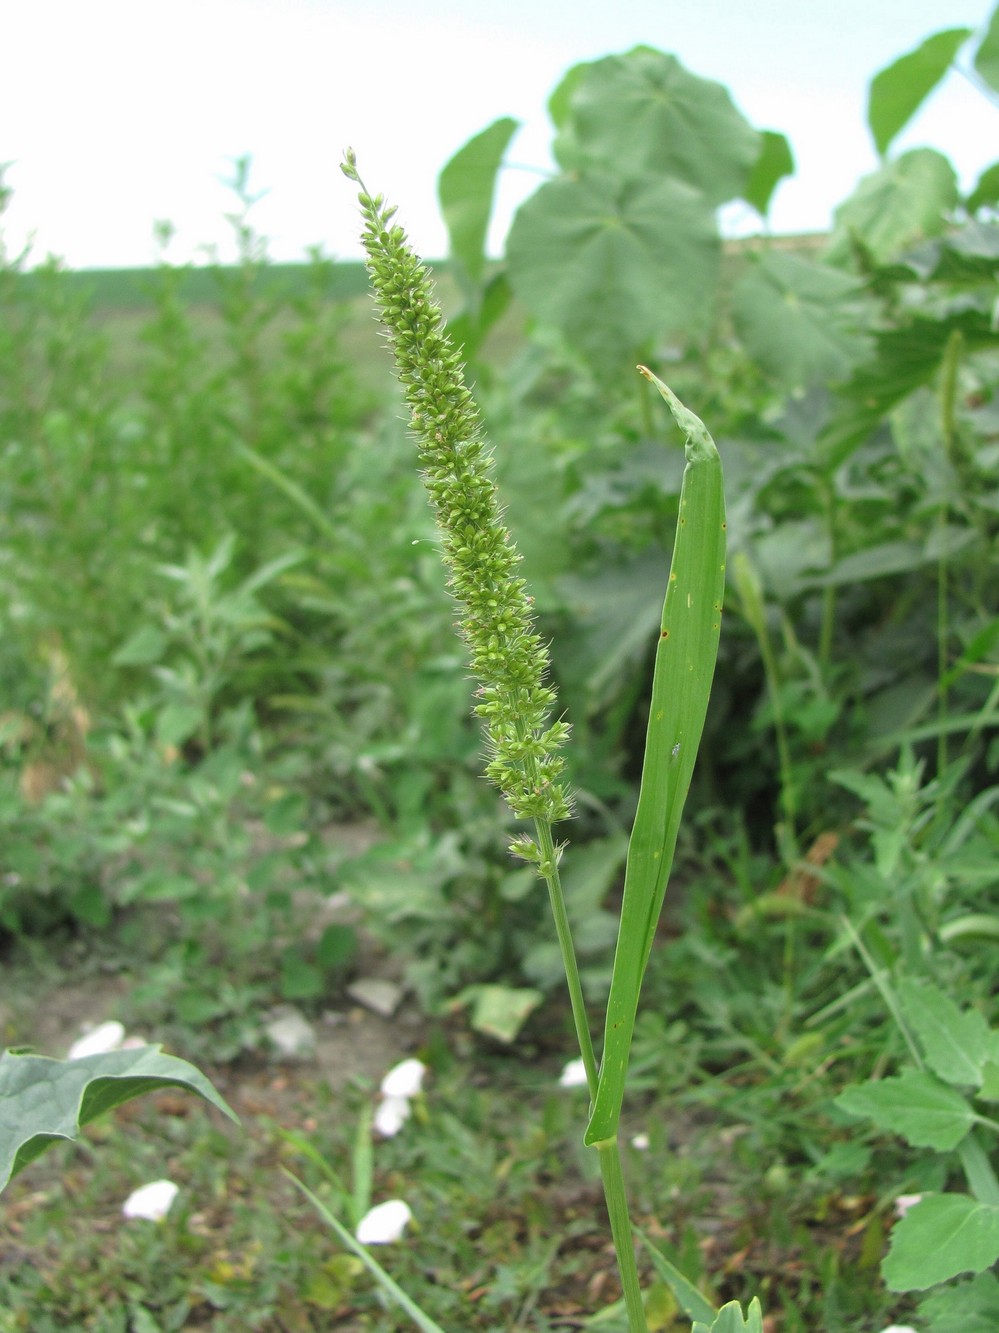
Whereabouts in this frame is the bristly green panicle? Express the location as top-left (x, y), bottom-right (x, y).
top-left (340, 150), bottom-right (571, 836)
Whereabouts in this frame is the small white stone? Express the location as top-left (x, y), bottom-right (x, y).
top-left (558, 1057), bottom-right (588, 1088)
top-left (373, 1095), bottom-right (412, 1138)
top-left (356, 1199), bottom-right (412, 1244)
top-left (379, 1058), bottom-right (427, 1099)
top-left (265, 1006), bottom-right (316, 1058)
top-left (68, 1020), bottom-right (126, 1060)
top-left (122, 1179), bottom-right (178, 1222)
top-left (347, 978), bottom-right (403, 1017)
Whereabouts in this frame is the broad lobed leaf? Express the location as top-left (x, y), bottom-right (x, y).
top-left (0, 1047), bottom-right (238, 1192)
top-left (884, 1194), bottom-right (999, 1291)
top-left (834, 1067), bottom-right (976, 1151)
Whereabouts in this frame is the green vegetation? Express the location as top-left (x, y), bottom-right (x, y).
top-left (2, 12), bottom-right (999, 1331)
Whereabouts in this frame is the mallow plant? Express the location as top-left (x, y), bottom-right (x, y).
top-left (333, 151), bottom-right (757, 1333)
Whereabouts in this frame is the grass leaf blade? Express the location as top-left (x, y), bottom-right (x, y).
top-left (586, 369), bottom-right (726, 1146)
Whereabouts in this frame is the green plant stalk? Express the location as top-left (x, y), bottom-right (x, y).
top-left (533, 817), bottom-right (599, 1095)
top-left (936, 329), bottom-right (962, 776)
top-left (959, 1129), bottom-right (999, 1207)
top-left (731, 552), bottom-right (797, 841)
top-left (818, 482), bottom-right (838, 672)
top-left (535, 819), bottom-right (645, 1330)
top-left (285, 1171), bottom-right (449, 1333)
top-left (598, 1138), bottom-right (648, 1331)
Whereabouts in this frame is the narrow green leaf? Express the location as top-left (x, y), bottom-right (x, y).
top-left (438, 117), bottom-right (519, 290)
top-left (235, 440), bottom-right (339, 544)
top-left (637, 1228), bottom-right (717, 1324)
top-left (446, 269), bottom-right (512, 360)
top-left (287, 1172), bottom-right (448, 1333)
top-left (940, 916), bottom-right (999, 948)
top-left (884, 1193), bottom-right (999, 1291)
top-left (112, 624), bottom-right (169, 667)
top-left (808, 540), bottom-right (927, 586)
top-left (155, 701), bottom-right (204, 747)
top-left (585, 373), bottom-right (725, 1145)
top-left (974, 4), bottom-right (999, 93)
top-left (835, 1067), bottom-right (976, 1151)
top-left (742, 130), bottom-right (795, 216)
top-left (868, 28), bottom-right (971, 156)
top-left (899, 977), bottom-right (999, 1088)
top-left (0, 1047), bottom-right (239, 1192)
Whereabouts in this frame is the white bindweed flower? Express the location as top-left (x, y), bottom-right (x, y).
top-left (122, 1179), bottom-right (178, 1222)
top-left (374, 1094), bottom-right (412, 1138)
top-left (558, 1057), bottom-right (588, 1088)
top-left (373, 1057), bottom-right (427, 1136)
top-left (894, 1193), bottom-right (923, 1218)
top-left (68, 1020), bottom-right (127, 1060)
top-left (379, 1058), bottom-right (427, 1099)
top-left (355, 1199), bottom-right (412, 1244)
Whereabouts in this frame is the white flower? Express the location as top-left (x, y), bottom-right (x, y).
top-left (558, 1057), bottom-right (588, 1088)
top-left (122, 1179), bottom-right (178, 1222)
top-left (630, 1133), bottom-right (650, 1151)
top-left (68, 1020), bottom-right (127, 1060)
top-left (379, 1058), bottom-right (427, 1099)
top-left (356, 1199), bottom-right (412, 1244)
top-left (894, 1193), bottom-right (923, 1218)
top-left (878, 1326), bottom-right (918, 1333)
top-left (372, 1057), bottom-right (427, 1136)
top-left (374, 1095), bottom-right (412, 1138)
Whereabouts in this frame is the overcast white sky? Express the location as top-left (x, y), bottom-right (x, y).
top-left (3, 0), bottom-right (997, 270)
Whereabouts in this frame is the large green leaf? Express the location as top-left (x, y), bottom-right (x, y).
top-left (835, 1067), bottom-right (976, 1151)
top-left (974, 3), bottom-right (999, 93)
top-left (868, 28), bottom-right (971, 156)
top-left (550, 46), bottom-right (760, 206)
top-left (506, 172), bottom-right (718, 369)
top-left (0, 1046), bottom-right (239, 1192)
top-left (742, 130), bottom-right (795, 217)
top-left (438, 117), bottom-right (519, 291)
top-left (967, 160), bottom-right (999, 213)
top-left (731, 252), bottom-right (870, 389)
top-left (883, 1194), bottom-right (999, 1291)
top-left (830, 148), bottom-right (959, 264)
top-left (899, 977), bottom-right (999, 1088)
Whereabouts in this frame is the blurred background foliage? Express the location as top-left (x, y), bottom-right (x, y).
top-left (0, 35), bottom-right (997, 1057)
